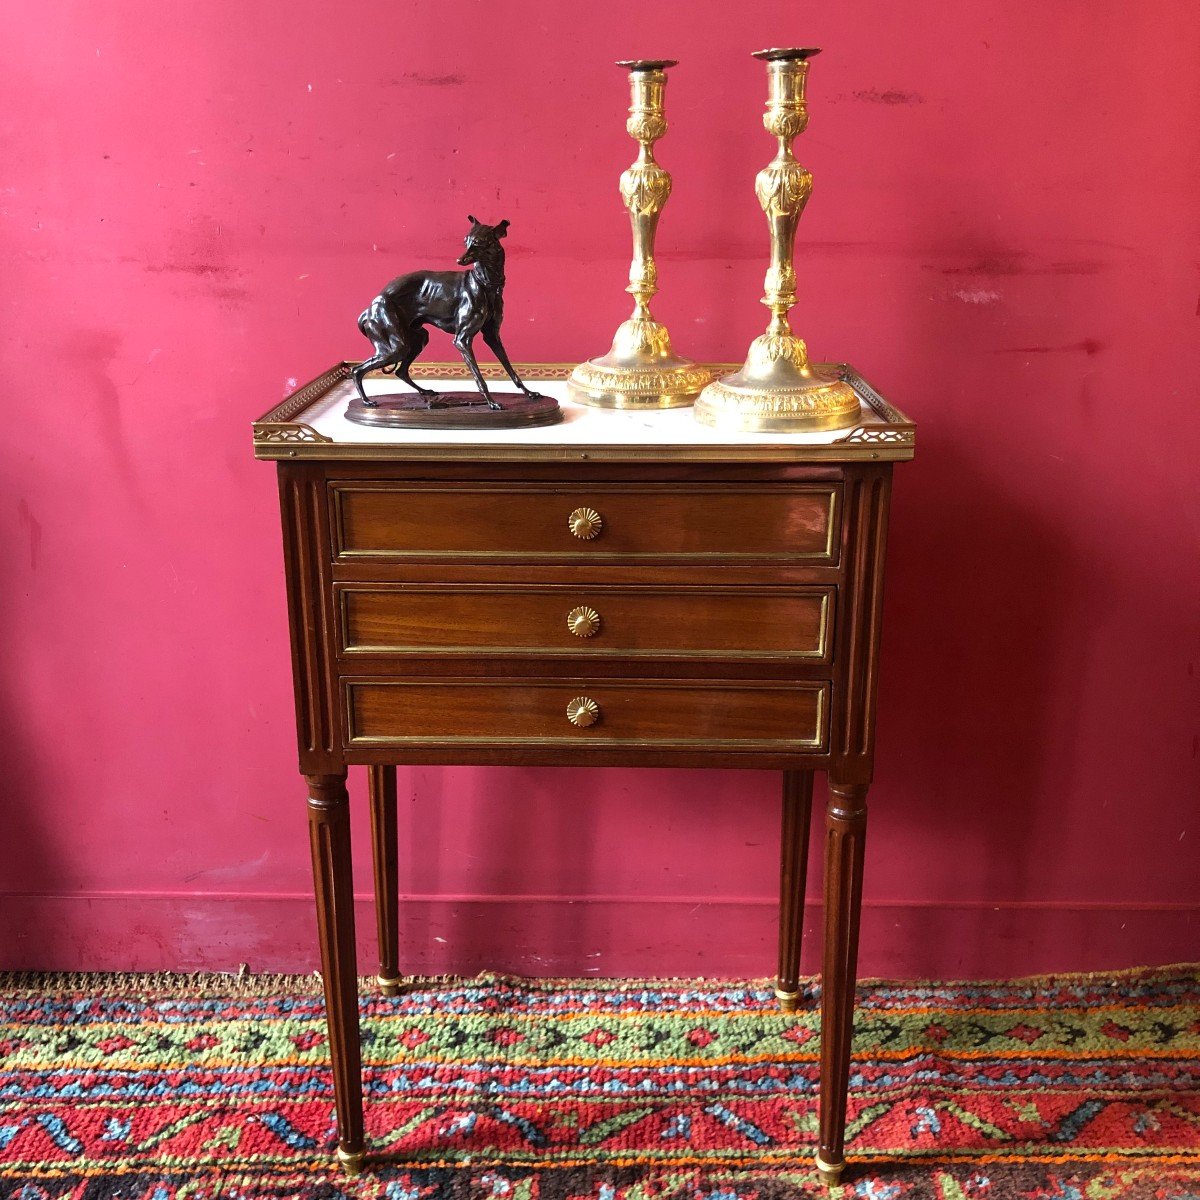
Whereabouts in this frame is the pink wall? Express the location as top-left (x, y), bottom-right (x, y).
top-left (1, 1), bottom-right (1196, 980)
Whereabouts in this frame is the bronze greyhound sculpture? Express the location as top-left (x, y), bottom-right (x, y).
top-left (354, 216), bottom-right (544, 408)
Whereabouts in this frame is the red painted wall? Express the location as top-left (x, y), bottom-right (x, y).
top-left (1, 1), bottom-right (1196, 980)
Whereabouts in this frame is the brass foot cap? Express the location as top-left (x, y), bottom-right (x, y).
top-left (815, 1151), bottom-right (844, 1187)
top-left (377, 974), bottom-right (403, 997)
top-left (775, 986), bottom-right (801, 1013)
top-left (337, 1146), bottom-right (365, 1177)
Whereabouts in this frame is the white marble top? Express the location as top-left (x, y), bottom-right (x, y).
top-left (253, 367), bottom-right (915, 463)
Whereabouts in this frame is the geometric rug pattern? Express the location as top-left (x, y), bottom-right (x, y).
top-left (1, 965), bottom-right (1198, 1198)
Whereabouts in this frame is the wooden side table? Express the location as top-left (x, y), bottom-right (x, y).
top-left (252, 361), bottom-right (915, 1184)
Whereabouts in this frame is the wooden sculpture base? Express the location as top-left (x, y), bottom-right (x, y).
top-left (345, 391), bottom-right (562, 430)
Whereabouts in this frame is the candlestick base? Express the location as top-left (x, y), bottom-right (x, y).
top-left (695, 334), bottom-right (859, 432)
top-left (569, 317), bottom-right (711, 409)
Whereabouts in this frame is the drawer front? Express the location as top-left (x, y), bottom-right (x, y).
top-left (337, 584), bottom-right (834, 662)
top-left (331, 483), bottom-right (839, 562)
top-left (345, 679), bottom-right (828, 751)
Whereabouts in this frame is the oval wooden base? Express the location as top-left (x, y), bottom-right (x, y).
top-left (345, 391), bottom-right (562, 430)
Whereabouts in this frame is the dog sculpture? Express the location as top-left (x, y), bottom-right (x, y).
top-left (354, 216), bottom-right (543, 408)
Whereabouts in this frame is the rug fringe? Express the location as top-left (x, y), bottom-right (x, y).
top-left (0, 962), bottom-right (1195, 996)
top-left (0, 969), bottom-right (459, 996)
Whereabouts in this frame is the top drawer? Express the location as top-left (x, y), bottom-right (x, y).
top-left (330, 483), bottom-right (841, 563)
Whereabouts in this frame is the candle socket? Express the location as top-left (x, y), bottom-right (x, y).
top-left (569, 60), bottom-right (711, 409)
top-left (695, 48), bottom-right (860, 433)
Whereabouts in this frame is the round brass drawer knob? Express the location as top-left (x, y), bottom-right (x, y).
top-left (568, 507), bottom-right (603, 540)
top-left (566, 606), bottom-right (601, 638)
top-left (566, 696), bottom-right (600, 728)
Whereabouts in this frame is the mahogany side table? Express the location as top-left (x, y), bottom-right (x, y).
top-left (252, 361), bottom-right (915, 1185)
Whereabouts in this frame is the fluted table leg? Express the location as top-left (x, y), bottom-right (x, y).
top-left (368, 765), bottom-right (401, 996)
top-left (817, 777), bottom-right (868, 1187)
top-left (776, 770), bottom-right (814, 1012)
top-left (306, 772), bottom-right (365, 1176)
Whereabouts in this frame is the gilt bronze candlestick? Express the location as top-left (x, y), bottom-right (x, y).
top-left (695, 48), bottom-right (859, 433)
top-left (569, 60), bottom-right (711, 409)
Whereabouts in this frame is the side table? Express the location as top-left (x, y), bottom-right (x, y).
top-left (252, 361), bottom-right (915, 1184)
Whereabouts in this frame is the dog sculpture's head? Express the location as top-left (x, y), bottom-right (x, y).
top-left (457, 216), bottom-right (509, 267)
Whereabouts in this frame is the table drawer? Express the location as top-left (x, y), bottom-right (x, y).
top-left (330, 483), bottom-right (839, 562)
top-left (344, 678), bottom-right (828, 751)
top-left (337, 583), bottom-right (834, 662)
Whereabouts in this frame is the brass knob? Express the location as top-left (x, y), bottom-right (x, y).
top-left (567, 606), bottom-right (601, 638)
top-left (566, 696), bottom-right (600, 728)
top-left (568, 507), bottom-right (603, 540)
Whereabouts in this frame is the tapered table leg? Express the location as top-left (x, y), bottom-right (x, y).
top-left (817, 778), bottom-right (868, 1187)
top-left (776, 770), bottom-right (814, 1012)
top-left (306, 772), bottom-right (365, 1176)
top-left (368, 765), bottom-right (401, 996)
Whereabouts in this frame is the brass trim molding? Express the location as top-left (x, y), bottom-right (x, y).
top-left (334, 583), bottom-right (834, 662)
top-left (343, 679), bottom-right (829, 753)
top-left (254, 421), bottom-right (331, 445)
top-left (411, 362), bottom-right (578, 382)
top-left (252, 361), bottom-right (577, 430)
top-left (252, 361), bottom-right (915, 462)
top-left (267, 362), bottom-right (353, 421)
top-left (328, 482), bottom-right (841, 563)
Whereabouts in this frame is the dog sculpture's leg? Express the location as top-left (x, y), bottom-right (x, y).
top-left (395, 327), bottom-right (435, 398)
top-left (482, 324), bottom-right (543, 400)
top-left (352, 353), bottom-right (394, 407)
top-left (454, 332), bottom-right (501, 410)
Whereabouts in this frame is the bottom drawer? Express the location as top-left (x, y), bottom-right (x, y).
top-left (344, 678), bottom-right (828, 751)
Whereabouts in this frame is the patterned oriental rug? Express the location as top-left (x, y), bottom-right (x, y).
top-left (0, 967), bottom-right (1197, 1199)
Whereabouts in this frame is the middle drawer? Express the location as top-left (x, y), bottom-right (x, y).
top-left (335, 583), bottom-right (834, 663)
